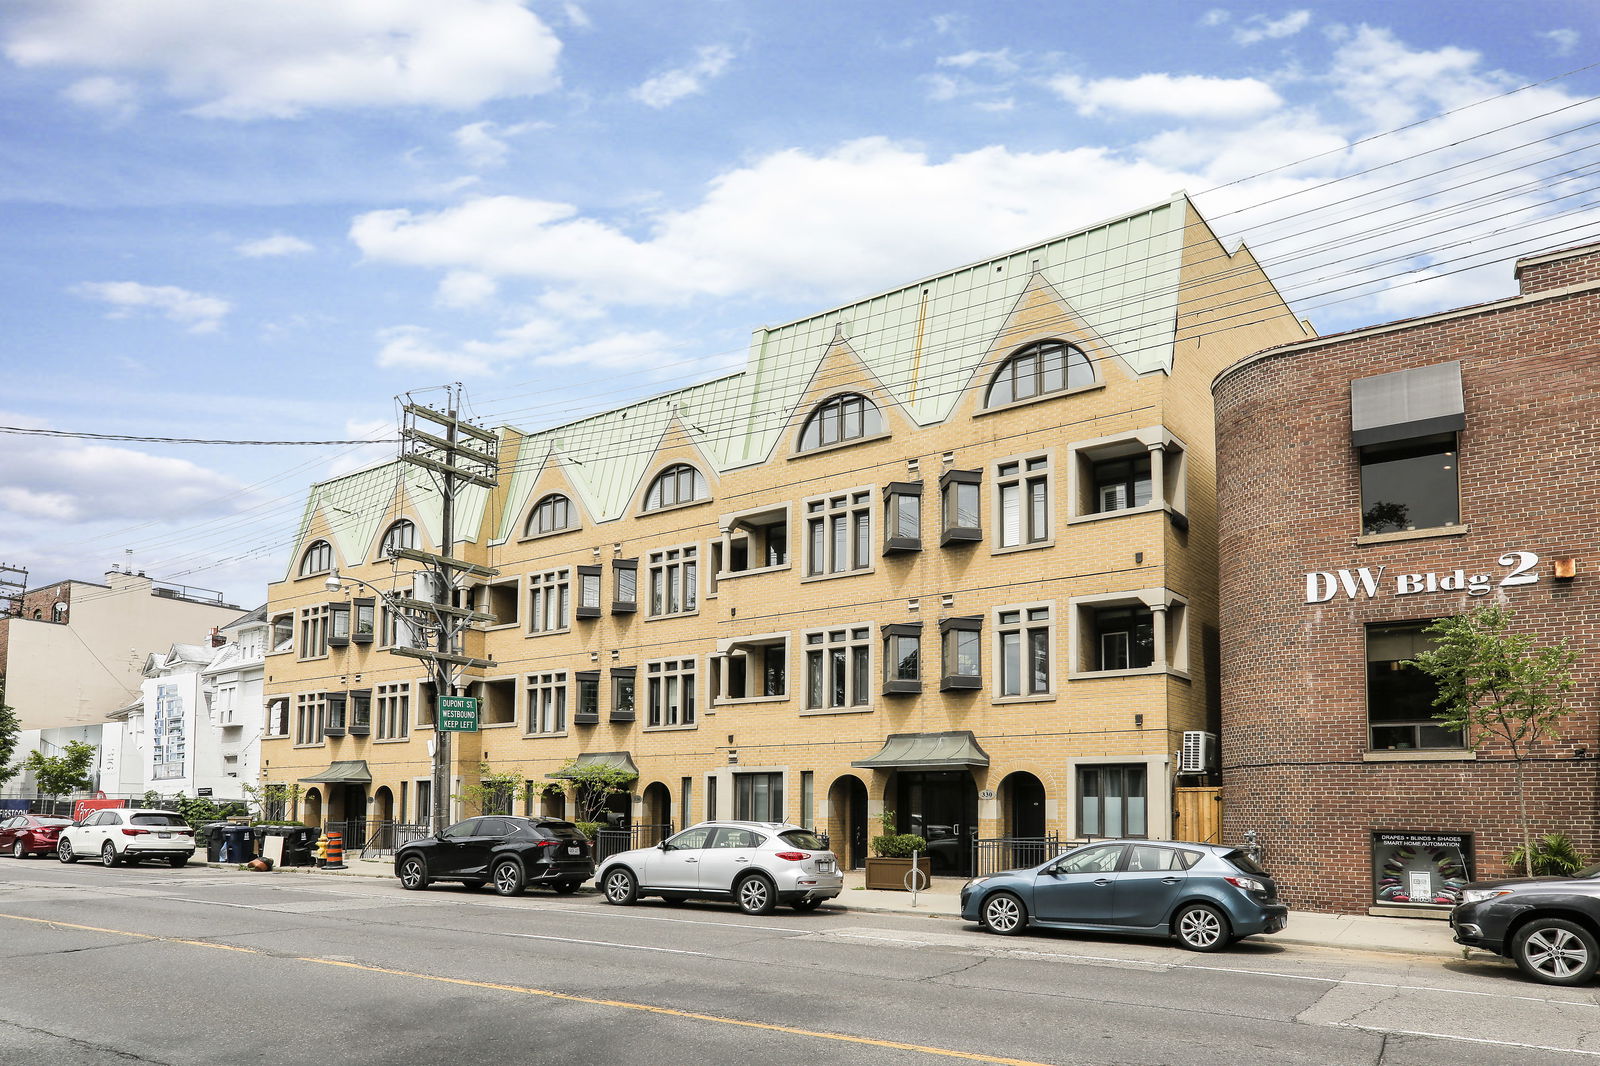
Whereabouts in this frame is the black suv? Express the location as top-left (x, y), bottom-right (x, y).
top-left (1452, 865), bottom-right (1600, 985)
top-left (396, 816), bottom-right (594, 897)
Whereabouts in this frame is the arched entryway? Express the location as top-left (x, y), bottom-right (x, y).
top-left (998, 770), bottom-right (1050, 869)
top-left (373, 786), bottom-right (395, 822)
top-left (303, 788), bottom-right (323, 829)
top-left (540, 789), bottom-right (566, 819)
top-left (827, 774), bottom-right (869, 869)
top-left (641, 781), bottom-right (672, 840)
top-left (895, 770), bottom-right (979, 877)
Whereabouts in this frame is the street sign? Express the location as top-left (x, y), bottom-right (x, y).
top-left (438, 695), bottom-right (479, 733)
top-left (197, 787), bottom-right (213, 797)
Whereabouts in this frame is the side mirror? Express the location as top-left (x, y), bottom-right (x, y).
top-left (658, 841), bottom-right (671, 851)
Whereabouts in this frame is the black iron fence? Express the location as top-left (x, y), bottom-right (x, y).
top-left (594, 823), bottom-right (672, 864)
top-left (972, 835), bottom-right (1066, 877)
top-left (347, 821), bottom-right (430, 858)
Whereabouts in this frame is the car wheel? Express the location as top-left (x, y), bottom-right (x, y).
top-left (12, 841), bottom-right (26, 859)
top-left (552, 880), bottom-right (580, 895)
top-left (100, 842), bottom-right (121, 868)
top-left (791, 897), bottom-right (822, 913)
top-left (58, 839), bottom-right (77, 864)
top-left (169, 855), bottom-right (188, 868)
top-left (602, 867), bottom-right (638, 905)
top-left (981, 892), bottom-right (1027, 935)
top-left (1174, 903), bottom-right (1230, 952)
top-left (492, 860), bottom-right (525, 897)
top-left (1513, 918), bottom-right (1600, 986)
top-left (736, 874), bottom-right (776, 916)
top-left (397, 855), bottom-right (430, 891)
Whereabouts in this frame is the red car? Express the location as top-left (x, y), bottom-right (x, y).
top-left (0, 814), bottom-right (73, 858)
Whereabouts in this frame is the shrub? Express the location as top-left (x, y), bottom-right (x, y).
top-left (871, 833), bottom-right (927, 859)
top-left (1508, 832), bottom-right (1587, 877)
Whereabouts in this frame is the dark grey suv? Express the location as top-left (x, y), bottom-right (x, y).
top-left (1452, 865), bottom-right (1600, 985)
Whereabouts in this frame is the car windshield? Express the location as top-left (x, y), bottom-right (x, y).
top-left (1223, 849), bottom-right (1269, 876)
top-left (131, 813), bottom-right (188, 827)
top-left (778, 830), bottom-right (827, 850)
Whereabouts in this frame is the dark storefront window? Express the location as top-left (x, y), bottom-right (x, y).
top-left (1359, 432), bottom-right (1459, 534)
top-left (1078, 764), bottom-right (1147, 838)
top-left (735, 772), bottom-right (783, 822)
top-left (1367, 622), bottom-right (1462, 750)
top-left (1372, 832), bottom-right (1472, 907)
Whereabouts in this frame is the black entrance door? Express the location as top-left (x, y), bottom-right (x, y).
top-left (846, 777), bottom-right (868, 869)
top-left (341, 784), bottom-right (368, 850)
top-left (897, 771), bottom-right (978, 877)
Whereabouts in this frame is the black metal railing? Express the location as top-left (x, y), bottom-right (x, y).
top-left (594, 823), bottom-right (672, 864)
top-left (349, 821), bottom-right (429, 858)
top-left (972, 835), bottom-right (1065, 877)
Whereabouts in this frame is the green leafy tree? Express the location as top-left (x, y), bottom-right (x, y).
top-left (1407, 605), bottom-right (1580, 878)
top-left (550, 759), bottom-right (636, 836)
top-left (241, 782), bottom-right (304, 824)
top-left (25, 740), bottom-right (97, 800)
top-left (454, 762), bottom-right (527, 816)
top-left (0, 677), bottom-right (21, 788)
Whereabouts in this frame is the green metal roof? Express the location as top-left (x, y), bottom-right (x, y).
top-left (298, 760), bottom-right (373, 784)
top-left (851, 731), bottom-right (990, 770)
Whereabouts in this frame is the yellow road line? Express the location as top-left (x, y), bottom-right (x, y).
top-left (0, 912), bottom-right (1055, 1066)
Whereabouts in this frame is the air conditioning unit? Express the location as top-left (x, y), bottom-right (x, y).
top-left (1180, 731), bottom-right (1217, 773)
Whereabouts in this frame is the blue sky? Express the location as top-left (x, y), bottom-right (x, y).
top-left (1, 1), bottom-right (1597, 606)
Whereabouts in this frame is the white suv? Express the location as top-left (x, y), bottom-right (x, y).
top-left (58, 808), bottom-right (196, 868)
top-left (597, 821), bottom-right (843, 915)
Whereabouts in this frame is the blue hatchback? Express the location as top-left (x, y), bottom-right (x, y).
top-left (960, 839), bottom-right (1288, 952)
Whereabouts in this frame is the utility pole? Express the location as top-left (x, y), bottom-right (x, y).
top-left (391, 386), bottom-right (499, 835)
top-left (0, 564), bottom-right (26, 617)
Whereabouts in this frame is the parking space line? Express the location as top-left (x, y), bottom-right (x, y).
top-left (502, 931), bottom-right (709, 956)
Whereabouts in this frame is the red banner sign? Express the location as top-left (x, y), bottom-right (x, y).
top-left (72, 798), bottom-right (127, 822)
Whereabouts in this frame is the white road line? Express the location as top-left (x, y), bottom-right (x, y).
top-left (506, 904), bottom-right (814, 935)
top-left (832, 933), bottom-right (933, 946)
top-left (1344, 1021), bottom-right (1600, 1056)
top-left (1187, 961), bottom-right (1600, 1008)
top-left (501, 931), bottom-right (710, 956)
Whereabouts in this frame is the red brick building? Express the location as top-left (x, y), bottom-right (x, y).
top-left (1212, 240), bottom-right (1600, 915)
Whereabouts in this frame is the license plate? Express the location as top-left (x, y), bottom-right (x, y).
top-left (566, 845), bottom-right (579, 855)
top-left (818, 860), bottom-right (835, 872)
top-left (158, 833), bottom-right (171, 839)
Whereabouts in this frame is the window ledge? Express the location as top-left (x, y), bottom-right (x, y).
top-left (1362, 749), bottom-right (1476, 762)
top-left (992, 693), bottom-right (1056, 704)
top-left (372, 737), bottom-right (411, 744)
top-left (801, 569), bottom-right (873, 584)
top-left (716, 563), bottom-right (793, 581)
top-left (788, 431), bottom-right (891, 460)
top-left (481, 622), bottom-right (518, 632)
top-left (292, 743), bottom-right (326, 749)
top-left (525, 628), bottom-right (573, 638)
top-left (1066, 502), bottom-right (1170, 526)
top-left (713, 695), bottom-right (789, 707)
top-left (800, 705), bottom-right (874, 717)
top-left (480, 721), bottom-right (519, 730)
top-left (1068, 666), bottom-right (1190, 682)
top-left (523, 731), bottom-right (569, 740)
top-left (517, 526), bottom-right (580, 544)
top-left (1355, 524), bottom-right (1469, 546)
top-left (638, 498), bottom-right (710, 518)
top-left (266, 649), bottom-right (294, 658)
top-left (991, 540), bottom-right (1054, 556)
top-left (975, 380), bottom-right (1105, 418)
top-left (644, 611), bottom-right (700, 622)
top-left (643, 723), bottom-right (699, 732)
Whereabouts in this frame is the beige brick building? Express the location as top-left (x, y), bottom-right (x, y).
top-left (261, 194), bottom-right (1309, 874)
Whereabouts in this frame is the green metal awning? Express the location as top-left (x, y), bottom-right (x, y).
top-left (546, 751), bottom-right (640, 779)
top-left (851, 731), bottom-right (990, 771)
top-left (298, 760), bottom-right (372, 784)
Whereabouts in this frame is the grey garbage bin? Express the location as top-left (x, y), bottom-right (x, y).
top-left (257, 825), bottom-right (316, 866)
top-left (218, 825), bottom-right (256, 863)
top-left (198, 822), bottom-right (230, 862)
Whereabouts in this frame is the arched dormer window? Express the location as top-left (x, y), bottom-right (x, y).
top-left (643, 464), bottom-right (707, 511)
top-left (299, 539), bottom-right (333, 576)
top-left (798, 393), bottom-right (885, 452)
top-left (379, 519), bottom-right (417, 557)
top-left (526, 493), bottom-right (576, 536)
top-left (984, 340), bottom-right (1093, 408)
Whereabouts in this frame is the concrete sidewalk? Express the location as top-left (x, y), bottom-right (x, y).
top-left (213, 858), bottom-right (1462, 960)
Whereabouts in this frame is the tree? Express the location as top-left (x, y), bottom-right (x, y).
top-left (241, 782), bottom-right (304, 823)
top-left (0, 677), bottom-right (21, 789)
top-left (1407, 605), bottom-right (1581, 878)
top-left (550, 759), bottom-right (636, 835)
top-left (25, 740), bottom-right (97, 799)
top-left (454, 762), bottom-right (528, 816)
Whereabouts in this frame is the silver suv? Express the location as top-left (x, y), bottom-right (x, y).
top-left (597, 821), bottom-right (843, 915)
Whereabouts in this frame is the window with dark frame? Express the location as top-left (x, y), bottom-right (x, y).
top-left (648, 546), bottom-right (698, 617)
top-left (646, 659), bottom-right (696, 727)
top-left (613, 558), bottom-right (638, 613)
top-left (1359, 433), bottom-right (1460, 535)
top-left (882, 481), bottom-right (922, 553)
top-left (735, 772), bottom-right (784, 822)
top-left (643, 464), bottom-right (707, 511)
top-left (881, 622), bottom-right (922, 695)
top-left (1078, 764), bottom-right (1147, 838)
top-left (528, 569), bottom-right (571, 634)
top-left (798, 393), bottom-right (886, 451)
top-left (985, 339), bottom-right (1094, 407)
top-left (998, 606), bottom-right (1051, 696)
top-left (1091, 453), bottom-right (1153, 514)
top-left (1367, 622), bottom-right (1461, 750)
top-left (380, 519), bottom-right (417, 556)
top-left (805, 491), bottom-right (872, 575)
top-left (940, 470), bottom-right (982, 545)
top-left (1090, 605), bottom-right (1154, 671)
top-left (577, 565), bottom-right (602, 619)
top-left (575, 671), bottom-right (600, 725)
top-left (348, 689), bottom-right (372, 735)
top-left (996, 456), bottom-right (1050, 547)
top-left (526, 494), bottom-right (575, 536)
top-left (611, 667), bottom-right (637, 722)
top-left (299, 540), bottom-right (333, 576)
top-left (805, 628), bottom-right (871, 710)
top-left (940, 616), bottom-right (982, 690)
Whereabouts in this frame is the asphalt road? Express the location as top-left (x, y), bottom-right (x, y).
top-left (3, 858), bottom-right (1600, 1066)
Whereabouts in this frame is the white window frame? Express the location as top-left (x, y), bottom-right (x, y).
top-left (375, 683), bottom-right (410, 742)
top-left (644, 658), bottom-right (698, 730)
top-left (294, 692), bottom-right (326, 747)
top-left (647, 545), bottom-right (699, 619)
top-left (525, 672), bottom-right (569, 736)
top-left (802, 626), bottom-right (873, 715)
top-left (528, 568), bottom-right (572, 635)
top-left (994, 602), bottom-right (1055, 701)
top-left (297, 604), bottom-right (330, 661)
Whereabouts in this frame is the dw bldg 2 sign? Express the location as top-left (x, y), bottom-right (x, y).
top-left (1304, 551), bottom-right (1540, 604)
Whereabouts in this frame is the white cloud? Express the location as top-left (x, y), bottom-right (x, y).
top-left (1537, 29), bottom-right (1579, 57)
top-left (375, 317), bottom-right (567, 376)
top-left (1049, 72), bottom-right (1282, 120)
top-left (534, 330), bottom-right (675, 369)
top-left (454, 121), bottom-right (511, 168)
top-left (4, 0), bottom-right (562, 119)
top-left (62, 74), bottom-right (137, 118)
top-left (236, 233), bottom-right (313, 258)
top-left (937, 49), bottom-right (1019, 75)
top-left (1233, 10), bottom-right (1311, 46)
top-left (74, 281), bottom-right (231, 333)
top-left (1202, 9), bottom-right (1230, 28)
top-left (632, 44), bottom-right (734, 109)
top-left (562, 3), bottom-right (592, 30)
top-left (0, 429), bottom-right (250, 524)
top-left (436, 270), bottom-right (498, 309)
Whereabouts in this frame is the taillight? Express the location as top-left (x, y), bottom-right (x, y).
top-left (774, 851), bottom-right (808, 862)
top-left (121, 828), bottom-right (150, 837)
top-left (535, 839), bottom-right (559, 848)
top-left (1225, 875), bottom-right (1265, 893)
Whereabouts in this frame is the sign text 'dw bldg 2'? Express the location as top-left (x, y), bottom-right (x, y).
top-left (1304, 551), bottom-right (1540, 604)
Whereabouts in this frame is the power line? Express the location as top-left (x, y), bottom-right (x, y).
top-left (0, 426), bottom-right (401, 446)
